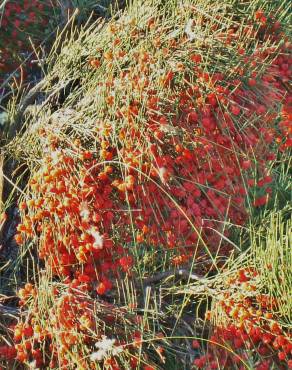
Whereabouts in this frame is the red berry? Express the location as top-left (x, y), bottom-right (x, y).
top-left (192, 340), bottom-right (200, 349)
top-left (248, 78), bottom-right (256, 87)
top-left (188, 111), bottom-right (198, 124)
top-left (96, 283), bottom-right (106, 295)
top-left (278, 351), bottom-right (286, 361)
top-left (242, 160), bottom-right (251, 170)
top-left (231, 105), bottom-right (241, 116)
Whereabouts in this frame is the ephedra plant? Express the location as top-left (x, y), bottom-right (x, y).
top-left (0, 0), bottom-right (291, 368)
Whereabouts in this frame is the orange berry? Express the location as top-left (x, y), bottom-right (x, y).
top-left (90, 58), bottom-right (100, 68)
top-left (96, 282), bottom-right (106, 295)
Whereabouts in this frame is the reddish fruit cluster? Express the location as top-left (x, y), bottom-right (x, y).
top-left (194, 268), bottom-right (292, 369)
top-left (16, 143), bottom-right (133, 289)
top-left (0, 345), bottom-right (17, 361)
top-left (12, 286), bottom-right (159, 369)
top-left (8, 5), bottom-right (291, 369)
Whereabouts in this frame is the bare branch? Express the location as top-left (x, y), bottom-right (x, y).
top-left (0, 304), bottom-right (20, 318)
top-left (143, 268), bottom-right (208, 286)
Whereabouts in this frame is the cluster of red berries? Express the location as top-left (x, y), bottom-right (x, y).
top-left (16, 141), bottom-right (133, 292)
top-left (194, 268), bottom-right (292, 369)
top-left (0, 346), bottom-right (17, 361)
top-left (11, 284), bottom-right (161, 369)
top-left (3, 4), bottom-right (291, 369)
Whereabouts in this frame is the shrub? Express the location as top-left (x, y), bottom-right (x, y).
top-left (1, 0), bottom-right (291, 368)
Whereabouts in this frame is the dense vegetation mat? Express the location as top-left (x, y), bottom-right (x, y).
top-left (0, 0), bottom-right (291, 369)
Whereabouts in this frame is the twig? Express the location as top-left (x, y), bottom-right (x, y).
top-left (2, 173), bottom-right (27, 197)
top-left (60, 0), bottom-right (74, 22)
top-left (7, 77), bottom-right (76, 141)
top-left (7, 79), bottom-right (47, 140)
top-left (143, 268), bottom-right (207, 286)
top-left (0, 303), bottom-right (21, 318)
